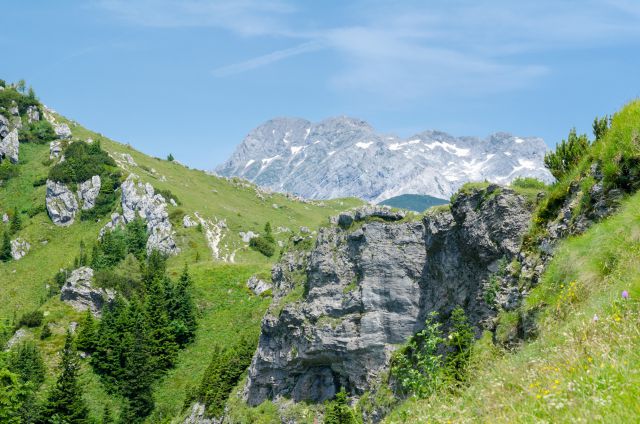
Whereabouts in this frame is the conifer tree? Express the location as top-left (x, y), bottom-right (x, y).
top-left (42, 331), bottom-right (89, 424)
top-left (8, 341), bottom-right (46, 387)
top-left (10, 208), bottom-right (21, 235)
top-left (1, 230), bottom-right (12, 262)
top-left (0, 368), bottom-right (30, 423)
top-left (101, 405), bottom-right (114, 424)
top-left (170, 264), bottom-right (198, 346)
top-left (76, 310), bottom-right (97, 353)
top-left (324, 388), bottom-right (357, 424)
top-left (119, 299), bottom-right (154, 421)
top-left (145, 276), bottom-right (178, 372)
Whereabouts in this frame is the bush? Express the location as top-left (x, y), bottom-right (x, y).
top-left (0, 85), bottom-right (38, 115)
top-left (16, 310), bottom-right (44, 328)
top-left (0, 161), bottom-right (20, 182)
top-left (544, 129), bottom-right (590, 180)
top-left (510, 177), bottom-right (548, 190)
top-left (32, 176), bottom-right (47, 187)
top-left (27, 204), bottom-right (46, 217)
top-left (249, 236), bottom-right (275, 257)
top-left (324, 388), bottom-right (358, 424)
top-left (19, 120), bottom-right (56, 144)
top-left (198, 337), bottom-right (257, 417)
top-left (48, 140), bottom-right (116, 184)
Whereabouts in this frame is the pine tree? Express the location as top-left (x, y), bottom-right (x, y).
top-left (0, 368), bottom-right (30, 423)
top-left (264, 221), bottom-right (275, 244)
top-left (76, 310), bottom-right (97, 353)
top-left (91, 298), bottom-right (126, 391)
top-left (42, 331), bottom-right (89, 424)
top-left (7, 341), bottom-right (46, 387)
top-left (167, 153), bottom-right (174, 162)
top-left (543, 128), bottom-right (590, 180)
top-left (119, 299), bottom-right (154, 421)
top-left (9, 208), bottom-right (21, 235)
top-left (324, 388), bottom-right (357, 424)
top-left (1, 230), bottom-right (12, 262)
top-left (145, 276), bottom-right (178, 372)
top-left (170, 264), bottom-right (198, 346)
top-left (101, 405), bottom-right (114, 424)
top-left (143, 250), bottom-right (167, 285)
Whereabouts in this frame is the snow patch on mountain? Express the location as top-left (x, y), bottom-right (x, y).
top-left (216, 117), bottom-right (553, 202)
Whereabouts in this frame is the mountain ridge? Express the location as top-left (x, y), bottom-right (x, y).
top-left (216, 116), bottom-right (554, 202)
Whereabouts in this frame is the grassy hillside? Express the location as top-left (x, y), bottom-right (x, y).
top-left (386, 186), bottom-right (640, 423)
top-left (384, 100), bottom-right (640, 423)
top-left (0, 95), bottom-right (362, 422)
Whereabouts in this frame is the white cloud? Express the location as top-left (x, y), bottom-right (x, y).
top-left (211, 41), bottom-right (324, 77)
top-left (97, 0), bottom-right (640, 98)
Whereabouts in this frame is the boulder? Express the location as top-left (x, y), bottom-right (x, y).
top-left (49, 140), bottom-right (63, 159)
top-left (10, 238), bottom-right (30, 260)
top-left (121, 175), bottom-right (179, 255)
top-left (54, 123), bottom-right (72, 139)
top-left (46, 180), bottom-right (78, 226)
top-left (99, 212), bottom-right (126, 238)
top-left (2, 213), bottom-right (8, 223)
top-left (240, 231), bottom-right (259, 243)
top-left (0, 114), bottom-right (8, 138)
top-left (0, 128), bottom-right (19, 164)
top-left (247, 275), bottom-right (272, 295)
top-left (183, 215), bottom-right (197, 228)
top-left (60, 267), bottom-right (115, 317)
top-left (5, 329), bottom-right (28, 350)
top-left (77, 175), bottom-right (101, 210)
top-left (26, 105), bottom-right (40, 123)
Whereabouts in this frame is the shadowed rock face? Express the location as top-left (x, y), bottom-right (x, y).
top-left (245, 185), bottom-right (532, 405)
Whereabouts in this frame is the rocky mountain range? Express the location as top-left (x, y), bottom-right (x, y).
top-left (216, 117), bottom-right (554, 202)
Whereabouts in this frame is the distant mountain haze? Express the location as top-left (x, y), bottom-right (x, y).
top-left (216, 117), bottom-right (553, 202)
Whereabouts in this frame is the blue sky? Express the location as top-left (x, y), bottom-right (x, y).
top-left (2, 0), bottom-right (640, 169)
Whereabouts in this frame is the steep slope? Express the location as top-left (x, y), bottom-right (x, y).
top-left (216, 117), bottom-right (553, 201)
top-left (0, 82), bottom-right (363, 422)
top-left (220, 100), bottom-right (640, 423)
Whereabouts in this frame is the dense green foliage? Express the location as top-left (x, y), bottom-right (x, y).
top-left (90, 218), bottom-right (147, 271)
top-left (19, 120), bottom-right (56, 144)
top-left (48, 140), bottom-right (118, 184)
top-left (379, 194), bottom-right (448, 212)
top-left (7, 342), bottom-right (46, 387)
top-left (42, 332), bottom-right (90, 424)
top-left (84, 253), bottom-right (198, 421)
top-left (196, 336), bottom-right (257, 418)
top-left (324, 388), bottom-right (358, 424)
top-left (0, 83), bottom-right (38, 115)
top-left (0, 230), bottom-right (11, 262)
top-left (390, 307), bottom-right (474, 399)
top-left (544, 128), bottom-right (591, 180)
top-left (16, 310), bottom-right (44, 328)
top-left (0, 161), bottom-right (20, 182)
top-left (249, 222), bottom-right (277, 257)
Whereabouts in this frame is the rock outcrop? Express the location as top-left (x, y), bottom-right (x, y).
top-left (247, 275), bottom-right (272, 296)
top-left (183, 214), bottom-right (197, 228)
top-left (121, 175), bottom-right (179, 255)
top-left (245, 185), bottom-right (532, 405)
top-left (54, 123), bottom-right (72, 139)
top-left (0, 128), bottom-right (19, 164)
top-left (46, 179), bottom-right (78, 226)
top-left (26, 105), bottom-right (40, 123)
top-left (0, 114), bottom-right (9, 138)
top-left (60, 267), bottom-right (115, 317)
top-left (50, 140), bottom-right (62, 159)
top-left (77, 175), bottom-right (101, 210)
top-left (10, 238), bottom-right (30, 260)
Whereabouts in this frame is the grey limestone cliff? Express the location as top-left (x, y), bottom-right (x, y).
top-left (245, 185), bottom-right (532, 405)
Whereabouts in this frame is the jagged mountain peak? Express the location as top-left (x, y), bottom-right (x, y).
top-left (216, 116), bottom-right (553, 202)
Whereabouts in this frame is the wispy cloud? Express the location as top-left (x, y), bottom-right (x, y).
top-left (96, 0), bottom-right (640, 99)
top-left (211, 41), bottom-right (324, 77)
